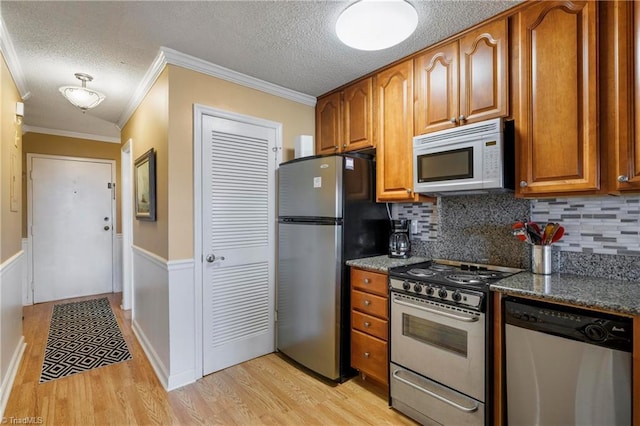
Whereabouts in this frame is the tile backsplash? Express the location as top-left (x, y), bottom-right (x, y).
top-left (392, 193), bottom-right (640, 281)
top-left (393, 193), bottom-right (530, 268)
top-left (530, 196), bottom-right (640, 256)
top-left (394, 202), bottom-right (438, 241)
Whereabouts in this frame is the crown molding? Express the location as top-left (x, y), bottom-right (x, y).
top-left (116, 49), bottom-right (168, 130)
top-left (117, 46), bottom-right (317, 129)
top-left (23, 125), bottom-right (121, 144)
top-left (161, 47), bottom-right (316, 107)
top-left (0, 16), bottom-right (30, 100)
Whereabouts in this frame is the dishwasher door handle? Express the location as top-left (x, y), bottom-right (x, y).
top-left (392, 369), bottom-right (479, 413)
top-left (392, 297), bottom-right (479, 323)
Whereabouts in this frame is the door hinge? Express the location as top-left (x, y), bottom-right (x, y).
top-left (274, 310), bottom-right (278, 322)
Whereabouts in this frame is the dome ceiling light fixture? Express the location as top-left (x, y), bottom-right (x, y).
top-left (58, 73), bottom-right (106, 112)
top-left (335, 0), bottom-right (418, 51)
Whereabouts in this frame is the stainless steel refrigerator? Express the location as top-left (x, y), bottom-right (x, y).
top-left (277, 154), bottom-right (389, 381)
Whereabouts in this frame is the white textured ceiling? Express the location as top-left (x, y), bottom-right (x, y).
top-left (1, 0), bottom-right (522, 141)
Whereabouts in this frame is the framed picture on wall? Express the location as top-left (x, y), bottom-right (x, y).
top-left (134, 148), bottom-right (156, 221)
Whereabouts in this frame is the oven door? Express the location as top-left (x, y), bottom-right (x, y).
top-left (390, 291), bottom-right (485, 401)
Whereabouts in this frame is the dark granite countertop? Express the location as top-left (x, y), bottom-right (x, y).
top-left (346, 255), bottom-right (430, 273)
top-left (491, 272), bottom-right (640, 316)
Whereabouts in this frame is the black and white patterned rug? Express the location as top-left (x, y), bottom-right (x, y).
top-left (40, 297), bottom-right (132, 383)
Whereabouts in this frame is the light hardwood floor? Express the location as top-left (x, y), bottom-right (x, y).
top-left (5, 293), bottom-right (416, 425)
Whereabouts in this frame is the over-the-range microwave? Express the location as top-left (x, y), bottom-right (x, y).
top-left (413, 118), bottom-right (515, 195)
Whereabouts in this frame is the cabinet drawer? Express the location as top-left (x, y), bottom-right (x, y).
top-left (351, 268), bottom-right (388, 296)
top-left (352, 290), bottom-right (388, 319)
top-left (352, 310), bottom-right (388, 341)
top-left (351, 330), bottom-right (388, 385)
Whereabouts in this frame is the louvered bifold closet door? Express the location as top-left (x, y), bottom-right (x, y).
top-left (202, 115), bottom-right (276, 375)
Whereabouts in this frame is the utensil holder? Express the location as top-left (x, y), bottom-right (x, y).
top-left (532, 245), bottom-right (552, 275)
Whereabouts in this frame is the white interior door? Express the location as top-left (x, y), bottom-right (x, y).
top-left (201, 114), bottom-right (276, 375)
top-left (29, 155), bottom-right (114, 303)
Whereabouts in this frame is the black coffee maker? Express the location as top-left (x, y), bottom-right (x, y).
top-left (388, 219), bottom-right (411, 258)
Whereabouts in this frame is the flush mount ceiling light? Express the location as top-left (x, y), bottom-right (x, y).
top-left (336, 0), bottom-right (418, 51)
top-left (58, 73), bottom-right (106, 111)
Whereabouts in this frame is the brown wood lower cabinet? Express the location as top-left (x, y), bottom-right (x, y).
top-left (350, 267), bottom-right (389, 387)
top-left (351, 330), bottom-right (388, 385)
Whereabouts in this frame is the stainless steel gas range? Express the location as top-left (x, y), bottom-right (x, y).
top-left (388, 259), bottom-right (522, 426)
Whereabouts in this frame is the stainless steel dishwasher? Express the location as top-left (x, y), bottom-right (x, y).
top-left (504, 297), bottom-right (632, 426)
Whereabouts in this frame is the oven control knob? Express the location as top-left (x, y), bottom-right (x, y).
top-left (438, 287), bottom-right (448, 299)
top-left (402, 280), bottom-right (411, 291)
top-left (452, 290), bottom-right (462, 302)
top-left (413, 283), bottom-right (423, 293)
top-left (425, 286), bottom-right (434, 296)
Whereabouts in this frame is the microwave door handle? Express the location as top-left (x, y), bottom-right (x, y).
top-left (392, 369), bottom-right (480, 413)
top-left (392, 297), bottom-right (479, 323)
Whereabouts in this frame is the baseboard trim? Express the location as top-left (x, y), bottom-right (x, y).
top-left (167, 369), bottom-right (196, 391)
top-left (132, 319), bottom-right (169, 390)
top-left (0, 337), bottom-right (26, 417)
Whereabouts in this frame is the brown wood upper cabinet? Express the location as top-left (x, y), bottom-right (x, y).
top-left (414, 18), bottom-right (508, 135)
top-left (514, 1), bottom-right (599, 197)
top-left (374, 60), bottom-right (423, 202)
top-left (316, 91), bottom-right (342, 155)
top-left (601, 0), bottom-right (640, 193)
top-left (316, 78), bottom-right (374, 155)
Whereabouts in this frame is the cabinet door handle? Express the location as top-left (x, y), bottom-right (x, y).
top-left (364, 300), bottom-right (371, 306)
top-left (364, 352), bottom-right (370, 358)
top-left (343, 144), bottom-right (347, 148)
top-left (618, 175), bottom-right (630, 183)
top-left (334, 145), bottom-right (338, 150)
top-left (459, 115), bottom-right (466, 122)
top-left (519, 181), bottom-right (528, 188)
top-left (364, 322), bottom-right (371, 328)
top-left (363, 278), bottom-right (370, 284)
top-left (450, 117), bottom-right (457, 123)
top-left (406, 188), bottom-right (412, 194)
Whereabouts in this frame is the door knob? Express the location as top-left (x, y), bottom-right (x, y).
top-left (104, 225), bottom-right (110, 231)
top-left (206, 254), bottom-right (225, 263)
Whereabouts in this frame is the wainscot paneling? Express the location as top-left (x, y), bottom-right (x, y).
top-left (0, 250), bottom-right (27, 417)
top-left (131, 245), bottom-right (196, 391)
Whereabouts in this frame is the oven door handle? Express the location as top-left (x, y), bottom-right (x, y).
top-left (392, 297), bottom-right (479, 323)
top-left (392, 369), bottom-right (480, 413)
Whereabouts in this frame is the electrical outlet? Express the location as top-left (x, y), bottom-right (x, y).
top-left (410, 220), bottom-right (419, 235)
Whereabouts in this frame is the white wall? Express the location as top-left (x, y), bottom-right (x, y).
top-left (131, 245), bottom-right (195, 390)
top-left (0, 250), bottom-right (26, 416)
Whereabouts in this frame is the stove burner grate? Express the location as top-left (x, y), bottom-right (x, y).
top-left (445, 274), bottom-right (486, 285)
top-left (407, 268), bottom-right (436, 277)
top-left (473, 271), bottom-right (505, 279)
top-left (429, 264), bottom-right (455, 272)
